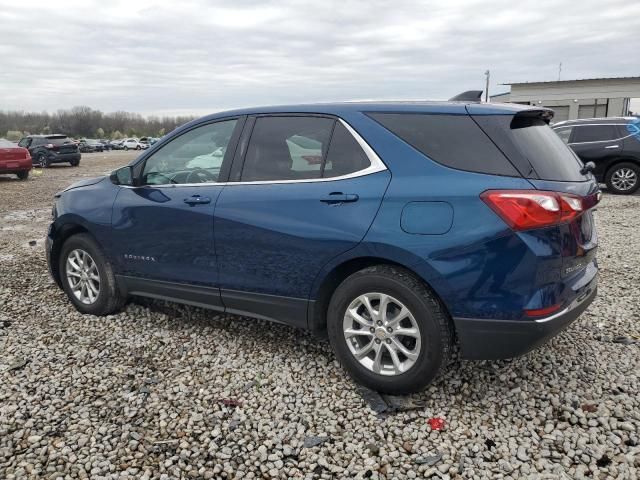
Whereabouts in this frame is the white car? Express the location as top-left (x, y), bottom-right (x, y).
top-left (122, 138), bottom-right (142, 151)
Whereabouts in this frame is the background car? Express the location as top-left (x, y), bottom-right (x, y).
top-left (108, 140), bottom-right (124, 150)
top-left (0, 139), bottom-right (32, 180)
top-left (78, 139), bottom-right (105, 153)
top-left (122, 138), bottom-right (142, 150)
top-left (553, 117), bottom-right (640, 194)
top-left (18, 134), bottom-right (81, 167)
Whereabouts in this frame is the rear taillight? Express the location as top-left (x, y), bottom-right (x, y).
top-left (481, 190), bottom-right (597, 231)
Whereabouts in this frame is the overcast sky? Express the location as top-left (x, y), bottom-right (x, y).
top-left (1, 0), bottom-right (639, 116)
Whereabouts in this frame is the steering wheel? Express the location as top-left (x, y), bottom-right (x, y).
top-left (185, 168), bottom-right (217, 183)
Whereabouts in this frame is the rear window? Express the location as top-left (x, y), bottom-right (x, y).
top-left (46, 136), bottom-right (71, 146)
top-left (473, 114), bottom-right (587, 182)
top-left (509, 117), bottom-right (586, 181)
top-left (367, 113), bottom-right (519, 176)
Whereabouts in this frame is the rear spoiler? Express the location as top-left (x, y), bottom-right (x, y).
top-left (449, 90), bottom-right (483, 102)
top-left (511, 108), bottom-right (555, 127)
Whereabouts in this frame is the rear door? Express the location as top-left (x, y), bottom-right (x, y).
top-left (214, 115), bottom-right (390, 327)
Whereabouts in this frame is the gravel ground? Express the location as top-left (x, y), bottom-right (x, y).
top-left (1, 152), bottom-right (639, 479)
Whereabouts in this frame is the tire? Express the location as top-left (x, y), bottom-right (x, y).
top-left (605, 162), bottom-right (640, 195)
top-left (16, 170), bottom-right (29, 180)
top-left (70, 159), bottom-right (80, 167)
top-left (36, 153), bottom-right (50, 168)
top-left (124, 146), bottom-right (129, 151)
top-left (327, 265), bottom-right (453, 394)
top-left (59, 233), bottom-right (126, 316)
top-left (136, 145), bottom-right (141, 150)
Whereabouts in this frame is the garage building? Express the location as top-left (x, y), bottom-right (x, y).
top-left (490, 76), bottom-right (640, 122)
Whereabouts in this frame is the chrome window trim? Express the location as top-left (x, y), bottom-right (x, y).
top-left (122, 118), bottom-right (387, 189)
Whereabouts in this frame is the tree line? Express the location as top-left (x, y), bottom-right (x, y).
top-left (0, 106), bottom-right (196, 141)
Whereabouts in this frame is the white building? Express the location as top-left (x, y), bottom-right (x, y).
top-left (491, 76), bottom-right (640, 122)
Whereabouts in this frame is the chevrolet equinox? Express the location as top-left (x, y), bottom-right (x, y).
top-left (46, 99), bottom-right (599, 393)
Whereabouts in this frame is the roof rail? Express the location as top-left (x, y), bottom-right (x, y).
top-left (448, 90), bottom-right (483, 102)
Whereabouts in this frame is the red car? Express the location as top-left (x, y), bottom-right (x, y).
top-left (0, 140), bottom-right (32, 180)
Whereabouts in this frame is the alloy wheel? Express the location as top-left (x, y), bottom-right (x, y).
top-left (343, 292), bottom-right (421, 376)
top-left (65, 249), bottom-right (101, 305)
top-left (611, 167), bottom-right (637, 192)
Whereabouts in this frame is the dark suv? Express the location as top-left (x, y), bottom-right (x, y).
top-left (18, 134), bottom-right (81, 168)
top-left (46, 100), bottom-right (599, 393)
top-left (553, 117), bottom-right (640, 194)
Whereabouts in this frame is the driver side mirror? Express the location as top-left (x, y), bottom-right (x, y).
top-left (110, 166), bottom-right (135, 186)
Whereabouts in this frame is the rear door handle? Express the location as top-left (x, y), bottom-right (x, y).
top-left (320, 192), bottom-right (359, 204)
top-left (605, 145), bottom-right (620, 149)
top-left (184, 195), bottom-right (211, 205)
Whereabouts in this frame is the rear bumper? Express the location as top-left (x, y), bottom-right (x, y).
top-left (42, 152), bottom-right (81, 164)
top-left (0, 161), bottom-right (32, 172)
top-left (453, 276), bottom-right (597, 360)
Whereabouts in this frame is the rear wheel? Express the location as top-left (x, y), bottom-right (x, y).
top-left (16, 171), bottom-right (29, 180)
top-left (36, 153), bottom-right (50, 168)
top-left (136, 145), bottom-right (141, 150)
top-left (124, 146), bottom-right (129, 151)
top-left (605, 162), bottom-right (639, 194)
top-left (70, 159), bottom-right (80, 167)
top-left (327, 265), bottom-right (453, 394)
top-left (59, 233), bottom-right (126, 315)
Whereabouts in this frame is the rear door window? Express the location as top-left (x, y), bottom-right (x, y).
top-left (241, 116), bottom-right (334, 181)
top-left (571, 125), bottom-right (619, 143)
top-left (367, 113), bottom-right (519, 176)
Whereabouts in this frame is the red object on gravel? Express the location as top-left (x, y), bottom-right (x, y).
top-left (428, 417), bottom-right (446, 430)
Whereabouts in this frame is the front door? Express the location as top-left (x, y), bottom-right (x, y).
top-left (214, 115), bottom-right (391, 327)
top-left (110, 118), bottom-right (242, 295)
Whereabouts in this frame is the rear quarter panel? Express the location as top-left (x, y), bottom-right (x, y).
top-left (323, 113), bottom-right (562, 320)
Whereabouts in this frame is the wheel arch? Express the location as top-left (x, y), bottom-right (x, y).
top-left (307, 253), bottom-right (453, 336)
top-left (49, 222), bottom-right (96, 287)
top-left (604, 157), bottom-right (640, 177)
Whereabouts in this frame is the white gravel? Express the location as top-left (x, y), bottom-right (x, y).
top-left (1, 154), bottom-right (639, 479)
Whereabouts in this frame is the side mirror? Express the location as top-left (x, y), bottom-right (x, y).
top-left (110, 166), bottom-right (134, 186)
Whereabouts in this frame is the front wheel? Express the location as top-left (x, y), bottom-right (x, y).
top-left (124, 146), bottom-right (129, 151)
top-left (136, 145), bottom-right (141, 150)
top-left (327, 265), bottom-right (453, 394)
top-left (605, 162), bottom-right (639, 194)
top-left (59, 233), bottom-right (126, 315)
top-left (70, 159), bottom-right (80, 167)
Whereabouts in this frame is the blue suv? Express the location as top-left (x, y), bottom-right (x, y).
top-left (46, 99), bottom-right (599, 393)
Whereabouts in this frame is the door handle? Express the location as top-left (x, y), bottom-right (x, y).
top-left (183, 195), bottom-right (211, 205)
top-left (320, 192), bottom-right (359, 204)
top-left (605, 145), bottom-right (620, 149)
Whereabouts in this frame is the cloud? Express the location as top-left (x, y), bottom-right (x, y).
top-left (1, 0), bottom-right (638, 116)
